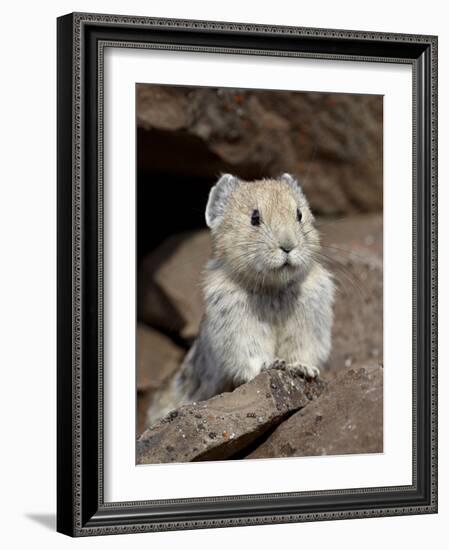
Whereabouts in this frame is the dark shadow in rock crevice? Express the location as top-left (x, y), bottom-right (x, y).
top-left (228, 409), bottom-right (301, 460)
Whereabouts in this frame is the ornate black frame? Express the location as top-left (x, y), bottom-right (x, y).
top-left (57, 12), bottom-right (438, 537)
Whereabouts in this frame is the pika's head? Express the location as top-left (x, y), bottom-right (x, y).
top-left (205, 173), bottom-right (320, 289)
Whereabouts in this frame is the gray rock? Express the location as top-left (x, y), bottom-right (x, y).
top-left (137, 368), bottom-right (325, 464)
top-left (136, 323), bottom-right (184, 393)
top-left (247, 365), bottom-right (383, 459)
top-left (320, 214), bottom-right (383, 370)
top-left (137, 85), bottom-right (383, 215)
top-left (138, 230), bottom-right (211, 340)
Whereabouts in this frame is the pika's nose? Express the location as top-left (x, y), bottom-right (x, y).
top-left (279, 232), bottom-right (296, 254)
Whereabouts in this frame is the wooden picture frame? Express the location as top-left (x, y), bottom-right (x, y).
top-left (57, 12), bottom-right (438, 536)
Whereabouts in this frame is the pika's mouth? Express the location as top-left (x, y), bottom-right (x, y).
top-left (280, 257), bottom-right (296, 269)
top-left (270, 252), bottom-right (299, 272)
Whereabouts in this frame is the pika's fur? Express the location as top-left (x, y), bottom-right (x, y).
top-left (145, 173), bottom-right (334, 427)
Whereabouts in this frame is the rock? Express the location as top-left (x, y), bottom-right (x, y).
top-left (138, 231), bottom-right (211, 340)
top-left (319, 214), bottom-right (383, 369)
top-left (137, 391), bottom-right (152, 437)
top-left (137, 323), bottom-right (184, 393)
top-left (137, 368), bottom-right (325, 464)
top-left (137, 85), bottom-right (383, 215)
top-left (247, 365), bottom-right (383, 459)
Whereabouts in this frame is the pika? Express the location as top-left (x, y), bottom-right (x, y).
top-left (145, 173), bottom-right (334, 427)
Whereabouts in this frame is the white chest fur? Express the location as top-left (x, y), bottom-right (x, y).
top-left (202, 262), bottom-right (333, 387)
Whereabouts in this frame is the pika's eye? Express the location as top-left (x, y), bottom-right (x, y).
top-left (296, 208), bottom-right (302, 222)
top-left (251, 209), bottom-right (261, 226)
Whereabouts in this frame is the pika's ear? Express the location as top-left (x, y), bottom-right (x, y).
top-left (205, 174), bottom-right (240, 229)
top-left (280, 172), bottom-right (302, 191)
top-left (280, 173), bottom-right (308, 203)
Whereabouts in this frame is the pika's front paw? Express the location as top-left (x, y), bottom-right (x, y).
top-left (289, 362), bottom-right (320, 379)
top-left (263, 359), bottom-right (319, 379)
top-left (262, 360), bottom-right (319, 379)
top-left (261, 358), bottom-right (286, 372)
top-left (271, 358), bottom-right (287, 370)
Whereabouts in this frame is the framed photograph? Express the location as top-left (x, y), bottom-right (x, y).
top-left (57, 12), bottom-right (438, 536)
